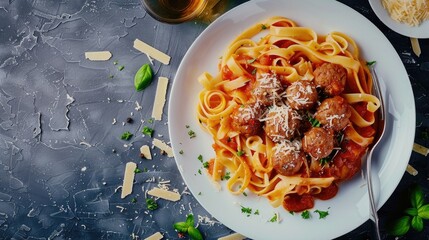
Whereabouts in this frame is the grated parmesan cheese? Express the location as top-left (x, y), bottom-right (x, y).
top-left (382, 0), bottom-right (429, 26)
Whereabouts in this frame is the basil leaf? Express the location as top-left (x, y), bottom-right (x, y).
top-left (388, 215), bottom-right (410, 236)
top-left (404, 207), bottom-right (418, 216)
top-left (418, 204), bottom-right (429, 219)
top-left (134, 63), bottom-right (153, 91)
top-left (187, 226), bottom-right (203, 240)
top-left (411, 216), bottom-right (424, 232)
top-left (186, 214), bottom-right (195, 226)
top-left (410, 185), bottom-right (424, 209)
top-left (173, 221), bottom-right (188, 233)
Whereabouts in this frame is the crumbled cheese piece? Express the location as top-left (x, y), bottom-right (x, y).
top-left (152, 138), bottom-right (174, 157)
top-left (144, 232), bottom-right (163, 240)
top-left (147, 187), bottom-right (181, 202)
top-left (218, 233), bottom-right (247, 240)
top-left (135, 101), bottom-right (142, 111)
top-left (413, 143), bottom-right (429, 156)
top-left (140, 145), bottom-right (152, 160)
top-left (79, 141), bottom-right (92, 147)
top-left (84, 51), bottom-right (112, 61)
top-left (121, 162), bottom-right (137, 199)
top-left (151, 77), bottom-right (169, 121)
top-left (133, 39), bottom-right (171, 65)
top-left (406, 164), bottom-right (418, 176)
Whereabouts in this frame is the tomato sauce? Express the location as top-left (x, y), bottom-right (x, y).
top-left (283, 194), bottom-right (314, 212)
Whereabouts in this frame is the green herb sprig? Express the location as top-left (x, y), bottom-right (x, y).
top-left (134, 63), bottom-right (153, 91)
top-left (173, 214), bottom-right (203, 240)
top-left (142, 126), bottom-right (154, 137)
top-left (146, 198), bottom-right (158, 210)
top-left (388, 185), bottom-right (429, 236)
top-left (121, 131), bottom-right (133, 140)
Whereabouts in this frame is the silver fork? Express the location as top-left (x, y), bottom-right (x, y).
top-left (366, 64), bottom-right (386, 240)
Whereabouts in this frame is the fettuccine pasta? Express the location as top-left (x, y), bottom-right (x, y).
top-left (197, 16), bottom-right (380, 212)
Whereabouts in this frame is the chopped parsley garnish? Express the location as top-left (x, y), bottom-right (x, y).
top-left (314, 209), bottom-right (329, 219)
top-left (269, 213), bottom-right (278, 222)
top-left (197, 169), bottom-right (202, 175)
top-left (185, 125), bottom-right (190, 128)
top-left (130, 197), bottom-right (137, 203)
top-left (224, 172), bottom-right (231, 179)
top-left (179, 150), bottom-right (184, 154)
top-left (197, 154), bottom-right (203, 162)
top-left (142, 126), bottom-right (154, 137)
top-left (146, 198), bottom-right (158, 210)
top-left (421, 130), bottom-right (429, 140)
top-left (118, 65), bottom-right (125, 71)
top-left (147, 118), bottom-right (154, 124)
top-left (241, 206), bottom-right (253, 216)
top-left (134, 168), bottom-right (142, 173)
top-left (319, 157), bottom-right (331, 166)
top-left (289, 211), bottom-right (294, 215)
top-left (203, 162), bottom-right (209, 169)
top-left (236, 150), bottom-right (245, 157)
top-left (221, 172), bottom-right (231, 181)
top-left (188, 130), bottom-right (196, 138)
top-left (251, 68), bottom-right (257, 75)
top-left (121, 131), bottom-right (133, 140)
top-left (243, 192), bottom-right (248, 197)
top-left (261, 24), bottom-right (267, 30)
top-left (301, 210), bottom-right (311, 219)
top-left (108, 74), bottom-right (114, 79)
top-left (254, 209), bottom-right (260, 215)
top-left (113, 60), bottom-right (118, 65)
top-left (367, 60), bottom-right (376, 66)
top-left (308, 115), bottom-right (321, 127)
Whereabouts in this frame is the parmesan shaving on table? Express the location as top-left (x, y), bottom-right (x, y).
top-left (121, 162), bottom-right (137, 198)
top-left (133, 39), bottom-right (171, 65)
top-left (218, 233), bottom-right (246, 240)
top-left (144, 232), bottom-right (163, 240)
top-left (406, 164), bottom-right (418, 176)
top-left (381, 0), bottom-right (429, 26)
top-left (152, 138), bottom-right (174, 157)
top-left (410, 38), bottom-right (421, 57)
top-left (151, 77), bottom-right (169, 121)
top-left (147, 187), bottom-right (181, 201)
top-left (413, 142), bottom-right (429, 156)
top-left (84, 51), bottom-right (112, 61)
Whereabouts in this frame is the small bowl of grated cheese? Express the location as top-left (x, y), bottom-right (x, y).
top-left (369, 0), bottom-right (429, 38)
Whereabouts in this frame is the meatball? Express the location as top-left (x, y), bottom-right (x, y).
top-left (272, 140), bottom-right (306, 176)
top-left (285, 80), bottom-right (318, 110)
top-left (263, 105), bottom-right (301, 142)
top-left (231, 102), bottom-right (265, 136)
top-left (313, 63), bottom-right (347, 96)
top-left (252, 72), bottom-right (284, 105)
top-left (302, 127), bottom-right (334, 159)
top-left (314, 96), bottom-right (351, 131)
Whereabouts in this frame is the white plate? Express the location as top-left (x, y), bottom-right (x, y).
top-left (368, 0), bottom-right (429, 38)
top-left (168, 0), bottom-right (415, 239)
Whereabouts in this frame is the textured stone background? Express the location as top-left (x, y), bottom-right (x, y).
top-left (0, 0), bottom-right (428, 239)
